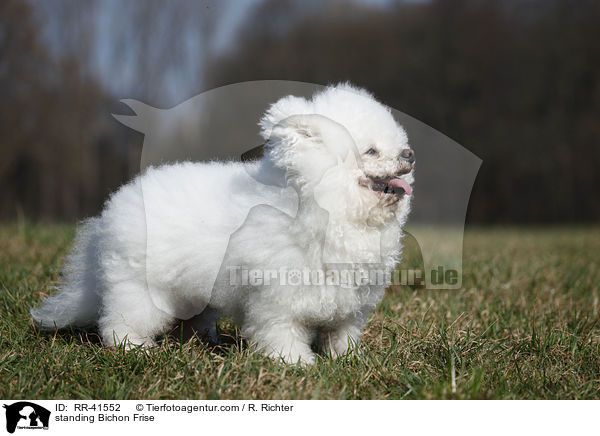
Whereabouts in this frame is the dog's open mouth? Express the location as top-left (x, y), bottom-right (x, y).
top-left (359, 176), bottom-right (413, 196)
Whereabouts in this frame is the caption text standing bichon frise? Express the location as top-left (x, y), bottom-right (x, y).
top-left (31, 84), bottom-right (415, 365)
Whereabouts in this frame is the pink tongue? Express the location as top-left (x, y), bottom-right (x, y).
top-left (387, 178), bottom-right (412, 195)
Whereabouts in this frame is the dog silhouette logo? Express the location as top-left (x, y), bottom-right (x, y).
top-left (114, 81), bottom-right (481, 295)
top-left (2, 402), bottom-right (50, 433)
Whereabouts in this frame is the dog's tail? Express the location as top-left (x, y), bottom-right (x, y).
top-left (31, 218), bottom-right (102, 330)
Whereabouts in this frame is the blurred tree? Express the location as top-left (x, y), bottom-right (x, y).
top-left (1, 0), bottom-right (239, 221)
top-left (205, 0), bottom-right (600, 223)
top-left (35, 0), bottom-right (229, 107)
top-left (1, 0), bottom-right (599, 223)
top-left (0, 0), bottom-right (137, 220)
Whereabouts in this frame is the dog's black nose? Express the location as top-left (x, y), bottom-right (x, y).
top-left (400, 148), bottom-right (415, 164)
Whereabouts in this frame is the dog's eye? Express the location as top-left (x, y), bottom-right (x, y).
top-left (365, 147), bottom-right (379, 156)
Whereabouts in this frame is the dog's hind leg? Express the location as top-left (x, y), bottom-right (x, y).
top-left (98, 281), bottom-right (176, 348)
top-left (318, 319), bottom-right (364, 358)
top-left (245, 318), bottom-right (316, 365)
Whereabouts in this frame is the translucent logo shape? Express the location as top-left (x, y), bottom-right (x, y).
top-left (113, 80), bottom-right (481, 319)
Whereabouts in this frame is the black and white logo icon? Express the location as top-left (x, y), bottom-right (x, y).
top-left (3, 402), bottom-right (50, 434)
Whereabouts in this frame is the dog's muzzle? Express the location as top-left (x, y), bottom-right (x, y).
top-left (359, 148), bottom-right (415, 196)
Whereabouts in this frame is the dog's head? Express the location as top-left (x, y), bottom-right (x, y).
top-left (260, 84), bottom-right (414, 227)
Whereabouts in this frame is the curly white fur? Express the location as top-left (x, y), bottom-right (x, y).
top-left (31, 83), bottom-right (414, 365)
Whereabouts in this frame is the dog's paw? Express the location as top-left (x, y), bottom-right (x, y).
top-left (322, 336), bottom-right (359, 359)
top-left (272, 350), bottom-right (316, 366)
top-left (318, 325), bottom-right (363, 359)
top-left (259, 344), bottom-right (316, 366)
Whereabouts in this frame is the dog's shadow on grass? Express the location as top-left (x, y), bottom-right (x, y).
top-left (32, 324), bottom-right (104, 347)
top-left (32, 322), bottom-right (366, 368)
top-left (164, 320), bottom-right (247, 357)
top-left (31, 319), bottom-right (247, 358)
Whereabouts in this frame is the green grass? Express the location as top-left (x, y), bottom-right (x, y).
top-left (1, 222), bottom-right (599, 399)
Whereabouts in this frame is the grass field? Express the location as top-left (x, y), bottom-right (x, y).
top-left (1, 222), bottom-right (599, 399)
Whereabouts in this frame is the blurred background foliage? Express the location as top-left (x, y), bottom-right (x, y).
top-left (1, 0), bottom-right (599, 223)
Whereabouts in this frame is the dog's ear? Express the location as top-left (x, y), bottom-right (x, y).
top-left (264, 115), bottom-right (359, 191)
top-left (259, 96), bottom-right (311, 140)
top-left (268, 114), bottom-right (327, 146)
top-left (269, 115), bottom-right (360, 162)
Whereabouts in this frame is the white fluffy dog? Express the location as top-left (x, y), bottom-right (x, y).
top-left (31, 83), bottom-right (415, 365)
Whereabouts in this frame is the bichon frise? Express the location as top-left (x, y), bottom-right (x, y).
top-left (31, 83), bottom-right (415, 365)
